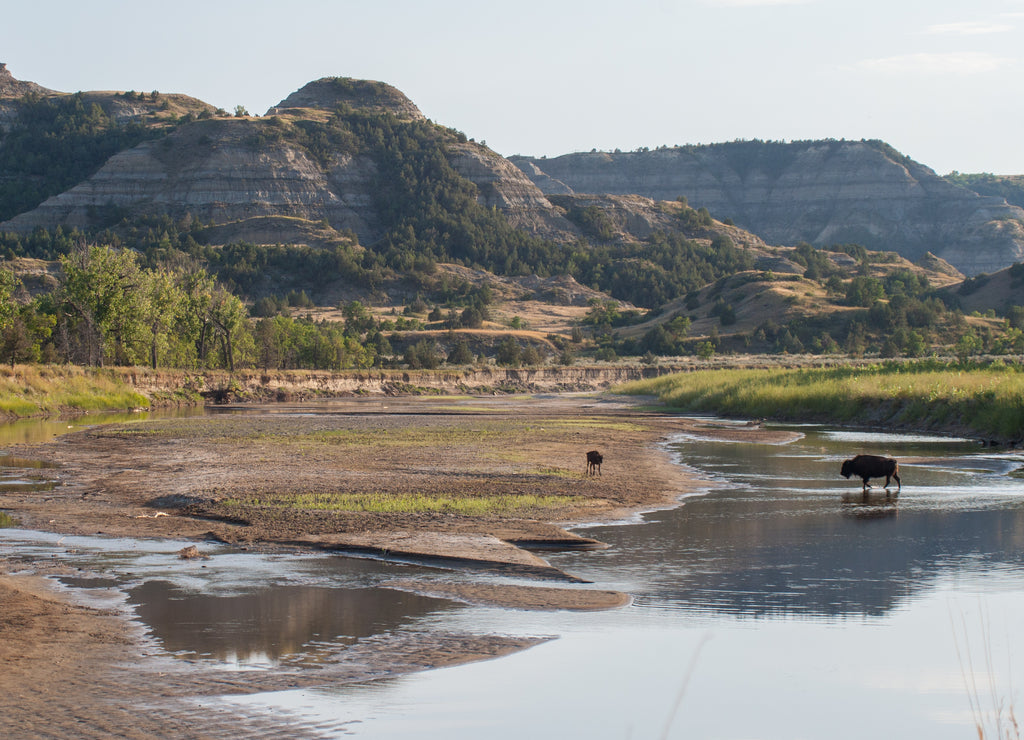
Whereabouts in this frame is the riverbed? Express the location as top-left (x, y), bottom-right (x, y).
top-left (4, 408), bottom-right (1024, 738)
top-left (197, 423), bottom-right (1024, 739)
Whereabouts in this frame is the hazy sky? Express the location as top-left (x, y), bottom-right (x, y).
top-left (3, 0), bottom-right (1023, 174)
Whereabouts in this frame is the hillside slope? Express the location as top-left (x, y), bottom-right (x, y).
top-left (0, 72), bottom-right (573, 248)
top-left (511, 142), bottom-right (1024, 276)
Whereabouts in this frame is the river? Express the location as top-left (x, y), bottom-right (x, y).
top-left (4, 410), bottom-right (1024, 738)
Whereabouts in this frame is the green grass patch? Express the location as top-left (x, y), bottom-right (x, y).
top-left (0, 511), bottom-right (19, 528)
top-left (225, 491), bottom-right (577, 516)
top-left (616, 360), bottom-right (1024, 440)
top-left (0, 398), bottom-right (43, 416)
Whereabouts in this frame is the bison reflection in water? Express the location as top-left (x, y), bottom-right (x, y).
top-left (841, 488), bottom-right (900, 519)
top-left (840, 454), bottom-right (901, 492)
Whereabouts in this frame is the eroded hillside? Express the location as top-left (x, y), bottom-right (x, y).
top-left (511, 142), bottom-right (1024, 276)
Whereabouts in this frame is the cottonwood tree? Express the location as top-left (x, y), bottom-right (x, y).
top-left (207, 285), bottom-right (248, 371)
top-left (60, 245), bottom-right (149, 366)
top-left (142, 268), bottom-right (187, 369)
top-left (177, 268), bottom-right (217, 366)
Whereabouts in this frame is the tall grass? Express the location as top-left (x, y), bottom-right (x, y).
top-left (0, 365), bottom-right (149, 417)
top-left (952, 606), bottom-right (1021, 740)
top-left (617, 360), bottom-right (1024, 440)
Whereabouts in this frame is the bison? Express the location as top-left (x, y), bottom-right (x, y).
top-left (586, 450), bottom-right (603, 476)
top-left (840, 454), bottom-right (901, 492)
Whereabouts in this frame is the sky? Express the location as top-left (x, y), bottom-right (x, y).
top-left (2, 0), bottom-right (1023, 174)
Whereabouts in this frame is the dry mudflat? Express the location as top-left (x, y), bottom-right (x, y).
top-left (0, 394), bottom-right (792, 738)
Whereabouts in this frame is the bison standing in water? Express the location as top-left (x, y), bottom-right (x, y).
top-left (840, 454), bottom-right (901, 492)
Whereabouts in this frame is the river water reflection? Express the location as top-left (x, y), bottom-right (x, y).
top-left (564, 426), bottom-right (1024, 620)
top-left (231, 420), bottom-right (1024, 739)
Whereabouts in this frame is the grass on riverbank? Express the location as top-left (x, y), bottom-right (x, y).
top-left (617, 360), bottom-right (1024, 441)
top-left (225, 491), bottom-right (580, 516)
top-left (0, 365), bottom-right (150, 417)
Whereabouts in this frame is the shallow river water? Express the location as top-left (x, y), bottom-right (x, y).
top-left (5, 410), bottom-right (1024, 739)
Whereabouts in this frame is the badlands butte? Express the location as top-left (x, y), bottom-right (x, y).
top-left (1, 60), bottom-right (1024, 280)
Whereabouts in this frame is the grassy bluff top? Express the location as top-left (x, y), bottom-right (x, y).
top-left (267, 77), bottom-right (425, 120)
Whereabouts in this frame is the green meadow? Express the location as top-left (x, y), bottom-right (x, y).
top-left (617, 360), bottom-right (1024, 441)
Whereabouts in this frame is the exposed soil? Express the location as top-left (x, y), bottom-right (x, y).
top-left (0, 394), bottom-right (792, 738)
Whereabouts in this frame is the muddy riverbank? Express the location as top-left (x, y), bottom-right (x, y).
top-left (0, 394), bottom-right (794, 738)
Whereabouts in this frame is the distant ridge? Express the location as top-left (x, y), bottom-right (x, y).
top-left (1, 64), bottom-right (1023, 276)
top-left (511, 142), bottom-right (1024, 275)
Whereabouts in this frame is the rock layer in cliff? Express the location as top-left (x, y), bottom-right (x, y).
top-left (511, 142), bottom-right (1024, 275)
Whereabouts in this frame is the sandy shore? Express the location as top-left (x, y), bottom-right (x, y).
top-left (0, 394), bottom-right (792, 738)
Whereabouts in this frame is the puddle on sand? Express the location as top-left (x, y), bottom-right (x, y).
top-left (2, 528), bottom-right (471, 671)
top-left (126, 580), bottom-right (460, 667)
top-left (0, 455), bottom-right (58, 469)
top-left (0, 454), bottom-right (60, 493)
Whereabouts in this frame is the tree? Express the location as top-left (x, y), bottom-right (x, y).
top-left (495, 336), bottom-right (522, 367)
top-left (459, 305), bottom-right (484, 329)
top-left (954, 331), bottom-right (982, 361)
top-left (447, 338), bottom-right (474, 365)
top-left (142, 268), bottom-right (186, 369)
top-left (521, 344), bottom-right (543, 366)
top-left (405, 339), bottom-right (439, 369)
top-left (60, 245), bottom-right (149, 366)
top-left (342, 301), bottom-right (375, 336)
top-left (0, 273), bottom-right (55, 366)
top-left (845, 276), bottom-right (885, 307)
top-left (207, 286), bottom-right (248, 371)
top-left (178, 268), bottom-right (217, 366)
top-left (0, 269), bottom-right (19, 337)
top-left (582, 299), bottom-right (621, 328)
top-left (712, 298), bottom-right (737, 326)
top-left (641, 325), bottom-right (675, 356)
top-left (255, 317), bottom-right (287, 369)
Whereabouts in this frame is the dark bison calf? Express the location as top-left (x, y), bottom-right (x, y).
top-left (586, 450), bottom-right (603, 476)
top-left (840, 454), bottom-right (901, 492)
